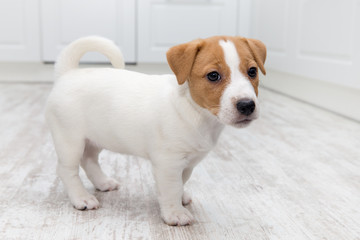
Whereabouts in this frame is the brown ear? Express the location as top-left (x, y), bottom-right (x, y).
top-left (166, 39), bottom-right (203, 85)
top-left (246, 38), bottom-right (267, 75)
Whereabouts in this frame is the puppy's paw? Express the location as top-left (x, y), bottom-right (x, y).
top-left (162, 207), bottom-right (194, 226)
top-left (95, 177), bottom-right (120, 192)
top-left (71, 194), bottom-right (99, 210)
top-left (182, 191), bottom-right (192, 206)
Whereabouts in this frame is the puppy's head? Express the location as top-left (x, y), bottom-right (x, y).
top-left (167, 36), bottom-right (266, 128)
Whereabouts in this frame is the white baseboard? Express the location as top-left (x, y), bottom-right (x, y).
top-left (0, 62), bottom-right (172, 83)
top-left (0, 62), bottom-right (54, 83)
top-left (261, 70), bottom-right (360, 122)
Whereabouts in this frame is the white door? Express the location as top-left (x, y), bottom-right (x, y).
top-left (251, 0), bottom-right (360, 89)
top-left (41, 0), bottom-right (136, 63)
top-left (0, 0), bottom-right (41, 61)
top-left (137, 0), bottom-right (238, 63)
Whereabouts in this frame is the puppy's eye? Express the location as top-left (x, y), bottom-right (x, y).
top-left (248, 67), bottom-right (257, 78)
top-left (207, 71), bottom-right (221, 82)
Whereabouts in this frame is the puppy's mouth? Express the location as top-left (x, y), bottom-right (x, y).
top-left (232, 117), bottom-right (256, 128)
top-left (235, 119), bottom-right (252, 124)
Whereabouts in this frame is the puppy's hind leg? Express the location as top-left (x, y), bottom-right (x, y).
top-left (81, 141), bottom-right (120, 192)
top-left (51, 128), bottom-right (99, 210)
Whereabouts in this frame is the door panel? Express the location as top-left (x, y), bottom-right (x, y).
top-left (138, 0), bottom-right (238, 62)
top-left (41, 0), bottom-right (136, 63)
top-left (0, 0), bottom-right (40, 61)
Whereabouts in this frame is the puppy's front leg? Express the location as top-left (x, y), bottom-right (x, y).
top-left (182, 168), bottom-right (193, 206)
top-left (152, 164), bottom-right (194, 226)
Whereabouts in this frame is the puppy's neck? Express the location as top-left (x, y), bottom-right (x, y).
top-left (175, 81), bottom-right (225, 147)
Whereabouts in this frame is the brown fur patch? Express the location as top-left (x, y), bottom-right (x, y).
top-left (187, 37), bottom-right (230, 115)
top-left (166, 36), bottom-right (266, 115)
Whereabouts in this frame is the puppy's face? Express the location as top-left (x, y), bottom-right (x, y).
top-left (167, 36), bottom-right (266, 128)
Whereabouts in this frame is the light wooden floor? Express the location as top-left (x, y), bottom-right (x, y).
top-left (0, 82), bottom-right (360, 240)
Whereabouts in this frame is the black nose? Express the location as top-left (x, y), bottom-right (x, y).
top-left (236, 99), bottom-right (255, 116)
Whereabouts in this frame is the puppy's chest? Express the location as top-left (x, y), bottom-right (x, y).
top-left (188, 132), bottom-right (218, 152)
top-left (182, 125), bottom-right (223, 160)
top-left (186, 150), bottom-right (209, 167)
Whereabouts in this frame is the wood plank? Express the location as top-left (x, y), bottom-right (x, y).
top-left (0, 83), bottom-right (359, 239)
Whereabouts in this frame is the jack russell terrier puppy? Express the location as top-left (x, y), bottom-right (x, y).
top-left (45, 36), bottom-right (266, 226)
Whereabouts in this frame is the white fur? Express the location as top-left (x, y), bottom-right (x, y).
top-left (46, 36), bottom-right (226, 226)
top-left (218, 40), bottom-right (259, 127)
top-left (46, 36), bottom-right (258, 226)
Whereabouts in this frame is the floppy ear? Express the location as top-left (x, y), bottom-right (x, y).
top-left (166, 39), bottom-right (203, 85)
top-left (246, 38), bottom-right (267, 75)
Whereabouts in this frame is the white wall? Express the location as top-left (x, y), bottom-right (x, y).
top-left (250, 0), bottom-right (360, 121)
top-left (251, 0), bottom-right (360, 90)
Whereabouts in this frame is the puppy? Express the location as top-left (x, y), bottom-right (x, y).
top-left (45, 36), bottom-right (266, 226)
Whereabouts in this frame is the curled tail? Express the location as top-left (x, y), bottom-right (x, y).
top-left (54, 36), bottom-right (125, 79)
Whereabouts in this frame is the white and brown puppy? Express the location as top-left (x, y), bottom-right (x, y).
top-left (45, 36), bottom-right (266, 226)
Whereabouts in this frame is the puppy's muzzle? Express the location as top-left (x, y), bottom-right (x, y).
top-left (236, 99), bottom-right (255, 116)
